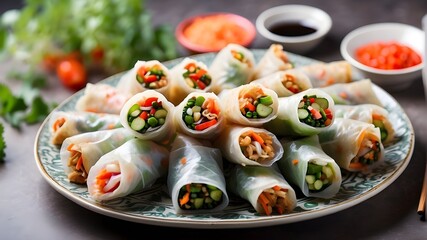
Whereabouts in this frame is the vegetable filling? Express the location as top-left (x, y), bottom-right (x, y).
top-left (182, 96), bottom-right (220, 131)
top-left (127, 97), bottom-right (167, 133)
top-left (282, 73), bottom-right (301, 94)
top-left (136, 65), bottom-right (168, 89)
top-left (231, 50), bottom-right (252, 67)
top-left (178, 183), bottom-right (223, 210)
top-left (182, 63), bottom-right (212, 90)
top-left (257, 185), bottom-right (293, 215)
top-left (66, 143), bottom-right (87, 184)
top-left (372, 114), bottom-right (388, 142)
top-left (95, 163), bottom-right (121, 194)
top-left (305, 162), bottom-right (334, 192)
top-left (350, 133), bottom-right (381, 170)
top-left (239, 130), bottom-right (275, 162)
top-left (297, 95), bottom-right (333, 127)
top-left (239, 86), bottom-right (274, 119)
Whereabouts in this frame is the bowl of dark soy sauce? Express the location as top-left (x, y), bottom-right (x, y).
top-left (256, 5), bottom-right (332, 54)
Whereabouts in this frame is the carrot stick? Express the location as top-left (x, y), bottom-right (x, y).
top-left (251, 132), bottom-right (265, 146)
top-left (258, 192), bottom-right (271, 215)
top-left (75, 155), bottom-right (83, 170)
top-left (179, 192), bottom-right (190, 206)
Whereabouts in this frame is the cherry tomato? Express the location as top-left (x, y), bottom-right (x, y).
top-left (56, 59), bottom-right (87, 91)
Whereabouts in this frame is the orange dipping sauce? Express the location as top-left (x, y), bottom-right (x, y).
top-left (183, 15), bottom-right (247, 50)
top-left (355, 41), bottom-right (422, 70)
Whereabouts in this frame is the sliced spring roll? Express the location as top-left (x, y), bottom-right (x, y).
top-left (318, 118), bottom-right (385, 172)
top-left (278, 135), bottom-right (342, 199)
top-left (319, 79), bottom-right (383, 106)
top-left (219, 83), bottom-right (279, 127)
top-left (75, 83), bottom-right (132, 114)
top-left (169, 57), bottom-right (214, 105)
top-left (167, 134), bottom-right (229, 214)
top-left (119, 90), bottom-right (175, 143)
top-left (50, 111), bottom-right (122, 145)
top-left (116, 60), bottom-right (171, 97)
top-left (251, 69), bottom-right (313, 97)
top-left (334, 104), bottom-right (395, 145)
top-left (87, 138), bottom-right (169, 201)
top-left (226, 164), bottom-right (297, 216)
top-left (216, 125), bottom-right (283, 167)
top-left (264, 88), bottom-right (335, 137)
top-left (60, 128), bottom-right (135, 184)
top-left (174, 92), bottom-right (224, 140)
top-left (252, 44), bottom-right (293, 80)
top-left (209, 43), bottom-right (255, 93)
top-left (296, 60), bottom-right (352, 87)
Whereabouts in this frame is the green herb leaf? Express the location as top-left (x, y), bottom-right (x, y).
top-left (24, 95), bottom-right (52, 124)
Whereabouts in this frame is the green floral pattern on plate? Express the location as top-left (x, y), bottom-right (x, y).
top-left (34, 50), bottom-right (414, 228)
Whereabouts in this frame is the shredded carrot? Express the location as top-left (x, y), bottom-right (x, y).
top-left (292, 159), bottom-right (299, 165)
top-left (372, 114), bottom-right (384, 121)
top-left (272, 185), bottom-right (282, 191)
top-left (349, 162), bottom-right (364, 170)
top-left (251, 132), bottom-right (264, 146)
top-left (67, 143), bottom-right (75, 151)
top-left (244, 102), bottom-right (256, 112)
top-left (180, 157), bottom-right (187, 165)
top-left (52, 117), bottom-right (66, 132)
top-left (179, 192), bottom-right (190, 206)
top-left (183, 15), bottom-right (247, 49)
top-left (258, 192), bottom-right (271, 215)
top-left (75, 156), bottom-right (83, 170)
top-left (356, 130), bottom-right (367, 148)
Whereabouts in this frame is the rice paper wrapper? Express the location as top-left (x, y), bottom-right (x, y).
top-left (318, 118), bottom-right (385, 172)
top-left (226, 164), bottom-right (297, 214)
top-left (334, 104), bottom-right (395, 145)
top-left (251, 69), bottom-right (313, 97)
top-left (320, 79), bottom-right (383, 106)
top-left (119, 90), bottom-right (175, 143)
top-left (169, 57), bottom-right (215, 105)
top-left (219, 83), bottom-right (279, 127)
top-left (60, 128), bottom-right (135, 183)
top-left (278, 135), bottom-right (342, 198)
top-left (297, 60), bottom-right (352, 88)
top-left (216, 125), bottom-right (283, 167)
top-left (116, 60), bottom-right (171, 97)
top-left (263, 88), bottom-right (335, 137)
top-left (173, 92), bottom-right (224, 140)
top-left (49, 111), bottom-right (122, 145)
top-left (87, 138), bottom-right (169, 201)
top-left (167, 145), bottom-right (229, 215)
top-left (209, 43), bottom-right (255, 93)
top-left (252, 44), bottom-right (293, 80)
top-left (75, 83), bottom-right (131, 114)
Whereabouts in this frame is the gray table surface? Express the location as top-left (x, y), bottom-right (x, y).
top-left (1, 0), bottom-right (427, 239)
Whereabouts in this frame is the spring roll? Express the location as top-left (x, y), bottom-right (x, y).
top-left (219, 83), bottom-right (279, 127)
top-left (334, 104), bottom-right (395, 145)
top-left (251, 69), bottom-right (313, 97)
top-left (263, 88), bottom-right (335, 137)
top-left (319, 79), bottom-right (383, 106)
top-left (75, 83), bottom-right (132, 114)
top-left (50, 111), bottom-right (122, 145)
top-left (209, 43), bottom-right (255, 93)
top-left (296, 60), bottom-right (352, 87)
top-left (318, 118), bottom-right (385, 172)
top-left (60, 128), bottom-right (135, 184)
top-left (116, 60), bottom-right (171, 97)
top-left (167, 134), bottom-right (229, 214)
top-left (226, 164), bottom-right (297, 216)
top-left (169, 57), bottom-right (215, 105)
top-left (119, 90), bottom-right (175, 143)
top-left (252, 44), bottom-right (293, 80)
top-left (216, 125), bottom-right (283, 167)
top-left (278, 135), bottom-right (342, 199)
top-left (174, 92), bottom-right (224, 140)
top-left (87, 138), bottom-right (169, 201)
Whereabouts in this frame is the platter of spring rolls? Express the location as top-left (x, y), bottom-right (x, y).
top-left (34, 43), bottom-right (414, 228)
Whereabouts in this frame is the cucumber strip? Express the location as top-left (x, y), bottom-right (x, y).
top-left (259, 95), bottom-right (273, 105)
top-left (311, 102), bottom-right (320, 110)
top-left (210, 190), bottom-right (223, 201)
top-left (298, 108), bottom-right (309, 119)
top-left (130, 117), bottom-right (145, 131)
top-left (128, 104), bottom-right (141, 117)
top-left (314, 98), bottom-right (329, 109)
top-left (256, 104), bottom-right (273, 117)
top-left (154, 109), bottom-right (167, 118)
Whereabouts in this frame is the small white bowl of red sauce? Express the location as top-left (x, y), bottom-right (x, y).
top-left (256, 5), bottom-right (332, 54)
top-left (340, 22), bottom-right (424, 91)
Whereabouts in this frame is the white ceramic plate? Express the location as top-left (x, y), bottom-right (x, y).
top-left (34, 50), bottom-right (414, 229)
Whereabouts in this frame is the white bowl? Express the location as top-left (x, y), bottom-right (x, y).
top-left (256, 5), bottom-right (332, 54)
top-left (340, 22), bottom-right (424, 91)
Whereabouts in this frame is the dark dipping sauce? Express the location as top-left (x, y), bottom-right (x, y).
top-left (268, 21), bottom-right (317, 37)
